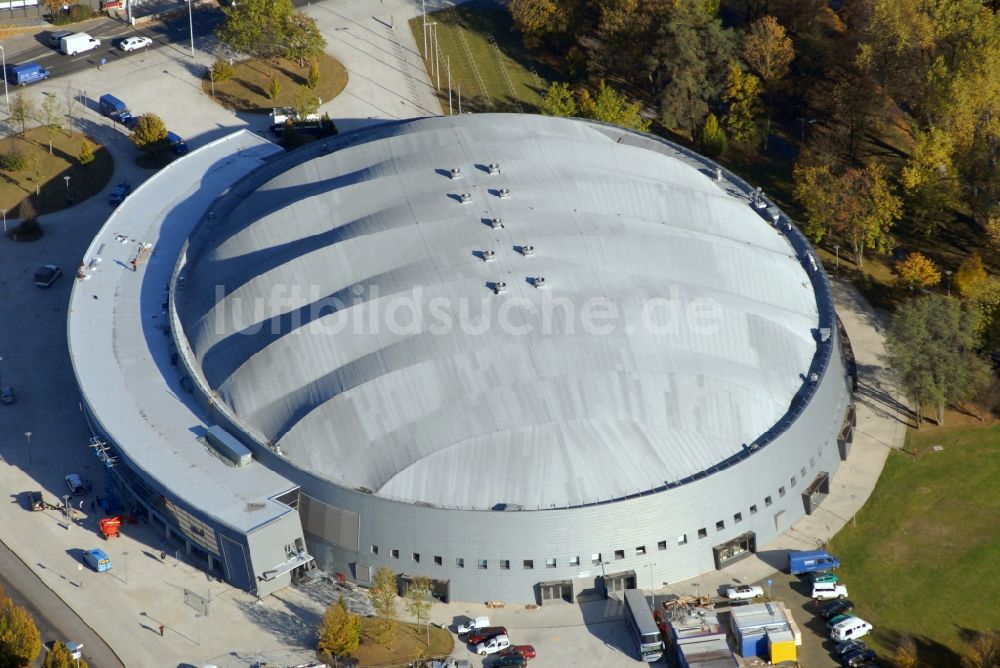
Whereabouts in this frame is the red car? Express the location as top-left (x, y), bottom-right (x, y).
top-left (499, 644), bottom-right (537, 660)
top-left (466, 627), bottom-right (507, 645)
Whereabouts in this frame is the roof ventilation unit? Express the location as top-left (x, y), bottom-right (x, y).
top-left (450, 167), bottom-right (462, 179)
top-left (490, 218), bottom-right (504, 229)
top-left (809, 372), bottom-right (820, 383)
top-left (498, 188), bottom-right (511, 199)
top-left (459, 192), bottom-right (473, 204)
top-left (204, 425), bottom-right (252, 467)
top-left (714, 166), bottom-right (723, 182)
top-left (493, 281), bottom-right (508, 294)
top-left (533, 276), bottom-right (546, 288)
top-left (487, 163), bottom-right (501, 175)
top-left (482, 250), bottom-right (496, 262)
top-left (521, 245), bottom-right (535, 256)
top-left (819, 327), bottom-right (832, 342)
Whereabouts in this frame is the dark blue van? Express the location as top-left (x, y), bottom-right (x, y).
top-left (98, 93), bottom-right (135, 127)
top-left (5, 63), bottom-right (50, 86)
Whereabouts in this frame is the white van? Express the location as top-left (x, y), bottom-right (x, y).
top-left (60, 32), bottom-right (101, 56)
top-left (830, 617), bottom-right (872, 642)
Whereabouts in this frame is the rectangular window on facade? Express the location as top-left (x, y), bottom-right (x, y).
top-left (546, 557), bottom-right (557, 568)
top-left (657, 540), bottom-right (667, 551)
top-left (391, 549), bottom-right (399, 559)
top-left (801, 466), bottom-right (807, 477)
top-left (569, 556), bottom-right (580, 566)
top-left (697, 528), bottom-right (708, 539)
top-left (716, 521), bottom-right (725, 531)
top-left (779, 486), bottom-right (786, 497)
top-left (371, 545), bottom-right (379, 555)
top-left (591, 553), bottom-right (602, 565)
top-left (478, 559), bottom-right (488, 570)
top-left (412, 553), bottom-right (420, 563)
top-left (734, 512), bottom-right (743, 523)
top-left (523, 559), bottom-right (534, 569)
top-left (456, 557), bottom-right (464, 568)
top-left (636, 546), bottom-right (646, 556)
top-left (434, 556), bottom-right (442, 566)
top-left (765, 496), bottom-right (773, 507)
top-left (678, 534), bottom-right (687, 545)
top-left (750, 504), bottom-right (758, 514)
top-left (614, 549), bottom-right (625, 560)
top-left (500, 560), bottom-right (510, 570)
top-left (809, 457), bottom-right (815, 468)
top-left (790, 476), bottom-right (797, 488)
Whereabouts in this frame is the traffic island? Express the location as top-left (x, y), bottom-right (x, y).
top-left (200, 53), bottom-right (348, 114)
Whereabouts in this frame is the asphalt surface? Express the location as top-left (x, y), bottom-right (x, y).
top-left (0, 537), bottom-right (125, 668)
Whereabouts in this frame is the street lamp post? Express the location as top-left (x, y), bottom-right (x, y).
top-left (63, 175), bottom-right (71, 204)
top-left (945, 270), bottom-right (953, 296)
top-left (187, 0), bottom-right (195, 58)
top-left (647, 563), bottom-right (656, 592)
top-left (24, 431), bottom-right (31, 467)
top-left (1, 209), bottom-right (6, 233)
top-left (0, 44), bottom-right (8, 115)
top-left (599, 559), bottom-right (610, 598)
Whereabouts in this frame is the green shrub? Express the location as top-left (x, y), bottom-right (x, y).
top-left (268, 78), bottom-right (282, 101)
top-left (318, 113), bottom-right (338, 138)
top-left (51, 5), bottom-right (96, 25)
top-left (211, 60), bottom-right (235, 83)
top-left (79, 138), bottom-right (95, 166)
top-left (0, 152), bottom-right (26, 172)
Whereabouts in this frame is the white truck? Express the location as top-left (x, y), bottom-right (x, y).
top-left (269, 105), bottom-right (322, 133)
top-left (456, 616), bottom-right (489, 636)
top-left (475, 634), bottom-right (511, 655)
top-left (61, 32), bottom-right (101, 56)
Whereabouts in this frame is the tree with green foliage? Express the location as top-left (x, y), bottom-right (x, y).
top-left (284, 13), bottom-right (326, 67)
top-left (307, 60), bottom-right (321, 89)
top-left (0, 585), bottom-right (42, 668)
top-left (885, 294), bottom-right (990, 427)
top-left (78, 137), bottom-right (95, 166)
top-left (369, 566), bottom-right (398, 648)
top-left (211, 59), bottom-right (235, 82)
top-left (509, 0), bottom-right (579, 50)
top-left (36, 95), bottom-right (64, 155)
top-left (700, 112), bottom-right (727, 157)
top-left (589, 80), bottom-right (650, 132)
top-left (216, 0), bottom-right (324, 74)
top-left (294, 88), bottom-right (321, 120)
top-left (895, 635), bottom-right (918, 668)
top-left (132, 113), bottom-right (168, 156)
top-left (268, 78), bottom-right (282, 101)
top-left (721, 60), bottom-right (762, 147)
top-left (649, 1), bottom-right (735, 138)
top-left (792, 161), bottom-right (901, 267)
top-left (42, 641), bottom-right (90, 668)
top-left (317, 595), bottom-right (361, 662)
top-left (539, 81), bottom-right (577, 117)
top-left (404, 576), bottom-right (434, 646)
top-left (743, 15), bottom-right (793, 148)
top-left (10, 93), bottom-right (35, 136)
top-left (895, 252), bottom-right (941, 290)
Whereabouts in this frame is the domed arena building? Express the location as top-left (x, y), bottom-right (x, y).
top-left (69, 114), bottom-right (855, 603)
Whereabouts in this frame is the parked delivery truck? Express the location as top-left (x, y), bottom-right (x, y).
top-left (61, 32), bottom-right (101, 56)
top-left (787, 550), bottom-right (840, 575)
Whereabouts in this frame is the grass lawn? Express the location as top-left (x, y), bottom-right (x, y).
top-left (409, 0), bottom-right (560, 114)
top-left (828, 424), bottom-right (1000, 665)
top-left (203, 53), bottom-right (348, 113)
top-left (0, 128), bottom-right (112, 218)
top-left (351, 620), bottom-right (453, 667)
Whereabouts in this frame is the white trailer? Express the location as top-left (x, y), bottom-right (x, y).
top-left (61, 32), bottom-right (101, 56)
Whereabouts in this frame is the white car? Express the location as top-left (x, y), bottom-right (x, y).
top-left (119, 36), bottom-right (152, 52)
top-left (725, 584), bottom-right (763, 600)
top-left (812, 583), bottom-right (849, 600)
top-left (457, 616), bottom-right (489, 635)
top-left (475, 633), bottom-right (510, 655)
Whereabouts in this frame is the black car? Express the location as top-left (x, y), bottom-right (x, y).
top-left (820, 598), bottom-right (854, 619)
top-left (491, 655), bottom-right (527, 668)
top-left (834, 639), bottom-right (866, 656)
top-left (842, 648), bottom-right (877, 667)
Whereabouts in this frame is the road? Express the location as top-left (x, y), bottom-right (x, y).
top-left (0, 537), bottom-right (125, 668)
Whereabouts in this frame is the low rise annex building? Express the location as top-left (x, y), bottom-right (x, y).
top-left (69, 114), bottom-right (855, 603)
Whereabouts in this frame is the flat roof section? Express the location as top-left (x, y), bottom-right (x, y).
top-left (68, 131), bottom-right (294, 533)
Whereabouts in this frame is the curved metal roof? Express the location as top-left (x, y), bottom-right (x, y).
top-left (174, 114), bottom-right (819, 509)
